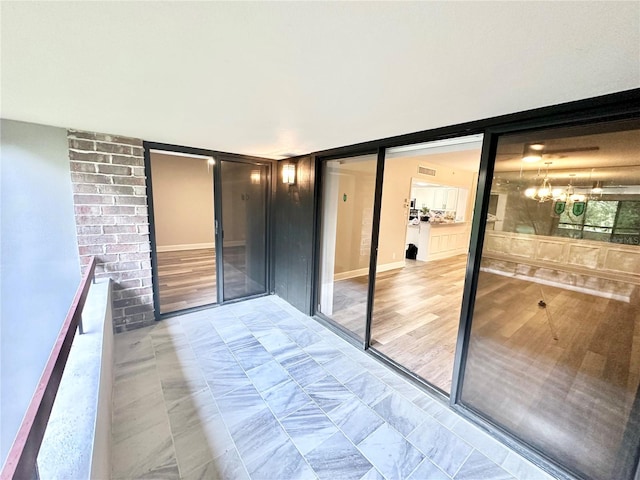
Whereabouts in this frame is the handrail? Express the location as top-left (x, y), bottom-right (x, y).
top-left (1, 256), bottom-right (97, 480)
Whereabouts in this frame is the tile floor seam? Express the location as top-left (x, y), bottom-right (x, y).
top-left (211, 312), bottom-right (320, 479)
top-left (201, 312), bottom-right (265, 480)
top-left (451, 446), bottom-right (476, 479)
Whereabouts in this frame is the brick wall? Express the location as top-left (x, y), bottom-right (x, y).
top-left (68, 130), bottom-right (154, 332)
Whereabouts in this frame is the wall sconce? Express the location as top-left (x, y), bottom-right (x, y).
top-left (250, 169), bottom-right (260, 185)
top-left (282, 163), bottom-right (296, 185)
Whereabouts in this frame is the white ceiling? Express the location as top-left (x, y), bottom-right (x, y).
top-left (1, 2), bottom-right (639, 159)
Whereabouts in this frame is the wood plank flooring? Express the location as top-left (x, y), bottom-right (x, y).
top-left (331, 255), bottom-right (467, 392)
top-left (157, 248), bottom-right (217, 314)
top-left (463, 271), bottom-right (640, 480)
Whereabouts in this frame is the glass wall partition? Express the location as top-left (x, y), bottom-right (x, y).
top-left (317, 154), bottom-right (377, 341)
top-left (370, 135), bottom-right (483, 393)
top-left (460, 118), bottom-right (640, 479)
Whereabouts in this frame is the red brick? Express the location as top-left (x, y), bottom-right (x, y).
top-left (96, 164), bottom-right (131, 175)
top-left (101, 206), bottom-right (136, 215)
top-left (96, 142), bottom-right (132, 155)
top-left (103, 225), bottom-right (137, 234)
top-left (112, 176), bottom-right (146, 186)
top-left (123, 303), bottom-right (153, 315)
top-left (71, 173), bottom-right (111, 184)
top-left (70, 161), bottom-right (96, 173)
top-left (115, 196), bottom-right (147, 206)
top-left (69, 139), bottom-right (95, 151)
top-left (77, 225), bottom-right (102, 235)
top-left (97, 184), bottom-right (134, 195)
top-left (69, 150), bottom-right (110, 163)
top-left (118, 252), bottom-right (151, 262)
top-left (75, 205), bottom-right (101, 215)
top-left (77, 234), bottom-right (117, 246)
top-left (111, 154), bottom-right (143, 167)
top-left (114, 215), bottom-right (148, 225)
top-left (79, 245), bottom-right (104, 255)
top-left (117, 270), bottom-right (152, 281)
top-left (76, 215), bottom-right (116, 226)
top-left (106, 244), bottom-right (139, 254)
top-left (72, 183), bottom-right (98, 194)
top-left (117, 233), bottom-right (149, 243)
top-left (74, 194), bottom-right (114, 205)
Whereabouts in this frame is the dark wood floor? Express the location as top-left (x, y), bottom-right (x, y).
top-left (157, 248), bottom-right (217, 314)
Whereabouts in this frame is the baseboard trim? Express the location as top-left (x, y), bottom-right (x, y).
top-left (334, 261), bottom-right (406, 281)
top-left (157, 242), bottom-right (215, 253)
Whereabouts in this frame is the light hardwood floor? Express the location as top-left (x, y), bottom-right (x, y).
top-left (463, 271), bottom-right (640, 480)
top-left (157, 248), bottom-right (217, 314)
top-left (331, 255), bottom-right (467, 392)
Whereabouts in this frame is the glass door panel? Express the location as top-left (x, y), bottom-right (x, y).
top-left (370, 135), bottom-right (483, 393)
top-left (461, 119), bottom-right (640, 479)
top-left (149, 150), bottom-right (217, 314)
top-left (317, 154), bottom-right (377, 341)
top-left (220, 160), bottom-right (269, 301)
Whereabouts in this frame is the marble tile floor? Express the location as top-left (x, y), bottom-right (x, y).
top-left (112, 295), bottom-right (555, 480)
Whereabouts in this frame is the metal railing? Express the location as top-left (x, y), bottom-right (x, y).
top-left (1, 257), bottom-right (97, 480)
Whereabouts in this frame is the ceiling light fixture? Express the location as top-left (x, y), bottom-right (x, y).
top-left (522, 143), bottom-right (544, 163)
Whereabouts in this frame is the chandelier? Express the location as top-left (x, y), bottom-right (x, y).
top-left (523, 164), bottom-right (587, 204)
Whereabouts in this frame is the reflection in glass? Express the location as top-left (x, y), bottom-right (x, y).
top-left (220, 160), bottom-right (268, 300)
top-left (150, 151), bottom-right (217, 313)
top-left (461, 119), bottom-right (640, 479)
top-left (317, 155), bottom-right (377, 340)
top-left (370, 135), bottom-right (482, 392)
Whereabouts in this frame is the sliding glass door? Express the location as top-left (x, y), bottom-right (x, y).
top-left (460, 118), bottom-right (640, 479)
top-left (148, 150), bottom-right (218, 314)
top-left (370, 135), bottom-right (483, 393)
top-left (317, 154), bottom-right (377, 341)
top-left (219, 159), bottom-right (270, 301)
top-left (147, 145), bottom-right (272, 316)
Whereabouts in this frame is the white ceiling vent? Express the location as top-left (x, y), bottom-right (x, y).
top-left (418, 165), bottom-right (436, 176)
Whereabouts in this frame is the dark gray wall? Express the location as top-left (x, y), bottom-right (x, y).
top-left (274, 156), bottom-right (316, 315)
top-left (0, 120), bottom-right (80, 464)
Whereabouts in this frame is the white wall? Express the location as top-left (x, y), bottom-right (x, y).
top-left (0, 120), bottom-right (80, 465)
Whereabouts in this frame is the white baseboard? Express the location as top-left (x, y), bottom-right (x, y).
top-left (333, 261), bottom-right (406, 281)
top-left (157, 242), bottom-right (215, 253)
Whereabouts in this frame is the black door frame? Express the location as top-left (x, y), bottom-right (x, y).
top-left (143, 141), bottom-right (275, 320)
top-left (310, 88), bottom-right (640, 480)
